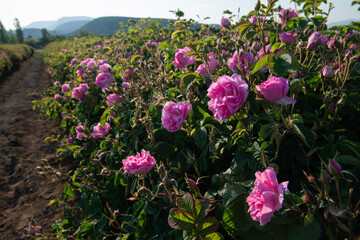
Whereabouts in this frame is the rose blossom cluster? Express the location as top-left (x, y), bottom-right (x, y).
top-left (278, 8), bottom-right (298, 25)
top-left (106, 94), bottom-right (123, 106)
top-left (95, 72), bottom-right (114, 90)
top-left (122, 149), bottom-right (156, 174)
top-left (227, 50), bottom-right (256, 76)
top-left (195, 52), bottom-right (219, 75)
top-left (161, 101), bottom-right (192, 132)
top-left (72, 83), bottom-right (88, 101)
top-left (92, 122), bottom-right (111, 139)
top-left (207, 74), bottom-right (248, 121)
top-left (246, 167), bottom-right (289, 226)
top-left (75, 125), bottom-right (84, 140)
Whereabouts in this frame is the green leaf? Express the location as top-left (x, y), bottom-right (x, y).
top-left (157, 42), bottom-right (169, 51)
top-left (138, 209), bottom-right (146, 227)
top-left (311, 16), bottom-right (326, 27)
top-left (287, 220), bottom-right (322, 240)
top-left (222, 196), bottom-right (251, 238)
top-left (191, 127), bottom-right (208, 149)
top-left (203, 232), bottom-right (225, 240)
top-left (100, 109), bottom-right (111, 127)
top-left (259, 124), bottom-right (276, 140)
top-left (177, 194), bottom-right (195, 215)
top-left (80, 222), bottom-right (93, 232)
top-left (218, 184), bottom-right (246, 207)
top-left (336, 155), bottom-right (360, 169)
top-left (168, 208), bottom-right (195, 230)
top-left (179, 73), bottom-right (200, 93)
top-left (156, 141), bottom-right (174, 160)
top-left (291, 123), bottom-right (314, 149)
top-left (130, 55), bottom-right (142, 65)
top-left (197, 216), bottom-right (219, 237)
top-left (171, 30), bottom-right (183, 39)
top-left (194, 199), bottom-right (209, 223)
top-left (252, 55), bottom-right (272, 74)
top-left (64, 183), bottom-right (75, 197)
top-left (269, 52), bottom-right (300, 76)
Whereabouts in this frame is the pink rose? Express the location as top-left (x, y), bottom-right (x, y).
top-left (122, 82), bottom-right (131, 88)
top-left (79, 58), bottom-right (91, 66)
top-left (122, 149), bottom-right (156, 174)
top-left (99, 63), bottom-right (113, 72)
top-left (92, 122), bottom-right (111, 139)
top-left (279, 8), bottom-right (298, 25)
top-left (279, 32), bottom-right (297, 44)
top-left (256, 76), bottom-right (296, 105)
top-left (220, 17), bottom-right (231, 28)
top-left (98, 59), bottom-right (108, 65)
top-left (95, 72), bottom-right (114, 90)
top-left (76, 68), bottom-right (86, 77)
top-left (54, 94), bottom-right (61, 100)
top-left (151, 42), bottom-right (160, 47)
top-left (72, 83), bottom-right (88, 101)
top-left (307, 32), bottom-right (328, 50)
top-left (75, 125), bottom-right (84, 140)
top-left (54, 81), bottom-right (61, 87)
top-left (70, 58), bottom-right (78, 66)
top-left (172, 47), bottom-right (195, 68)
top-left (249, 15), bottom-right (264, 25)
top-left (87, 59), bottom-right (97, 72)
top-left (61, 83), bottom-right (70, 93)
top-left (207, 74), bottom-right (248, 121)
top-left (106, 94), bottom-right (123, 106)
top-left (161, 101), bottom-right (192, 132)
top-left (227, 51), bottom-right (239, 72)
top-left (195, 52), bottom-right (219, 75)
top-left (246, 167), bottom-right (289, 226)
top-left (227, 51), bottom-right (256, 75)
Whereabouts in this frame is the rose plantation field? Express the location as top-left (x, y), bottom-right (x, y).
top-left (30, 0), bottom-right (360, 239)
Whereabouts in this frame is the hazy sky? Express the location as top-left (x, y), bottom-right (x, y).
top-left (0, 0), bottom-right (358, 30)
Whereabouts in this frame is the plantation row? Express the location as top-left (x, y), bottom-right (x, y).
top-left (33, 0), bottom-right (360, 239)
top-left (0, 44), bottom-right (33, 78)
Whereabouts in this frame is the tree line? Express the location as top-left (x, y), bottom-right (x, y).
top-left (0, 18), bottom-right (64, 48)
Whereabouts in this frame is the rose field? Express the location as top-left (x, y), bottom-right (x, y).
top-left (5, 0), bottom-right (360, 239)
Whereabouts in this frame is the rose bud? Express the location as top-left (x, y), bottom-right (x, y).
top-left (322, 65), bottom-right (335, 78)
top-left (328, 159), bottom-right (341, 176)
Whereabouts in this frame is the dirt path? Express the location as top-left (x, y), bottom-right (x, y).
top-left (0, 51), bottom-right (68, 239)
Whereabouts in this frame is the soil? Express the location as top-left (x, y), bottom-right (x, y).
top-left (0, 51), bottom-right (70, 239)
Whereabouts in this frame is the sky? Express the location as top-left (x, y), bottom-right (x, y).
top-left (0, 0), bottom-right (359, 30)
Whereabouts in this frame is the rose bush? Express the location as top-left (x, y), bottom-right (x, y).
top-left (32, 1), bottom-right (360, 239)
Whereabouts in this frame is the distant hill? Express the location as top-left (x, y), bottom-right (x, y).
top-left (25, 21), bottom-right (56, 29)
top-left (327, 19), bottom-right (359, 27)
top-left (53, 20), bottom-right (92, 35)
top-left (47, 16), bottom-right (93, 30)
top-left (24, 16), bottom-right (93, 31)
top-left (71, 16), bottom-right (136, 35)
top-left (71, 16), bottom-right (172, 36)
